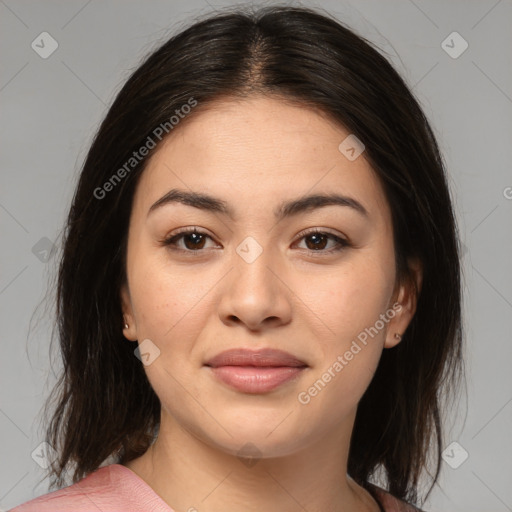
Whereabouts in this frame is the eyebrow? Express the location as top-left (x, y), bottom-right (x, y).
top-left (147, 188), bottom-right (369, 221)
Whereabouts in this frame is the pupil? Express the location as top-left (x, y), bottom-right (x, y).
top-left (307, 233), bottom-right (326, 250)
top-left (186, 232), bottom-right (204, 249)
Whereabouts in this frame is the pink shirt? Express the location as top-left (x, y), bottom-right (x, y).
top-left (9, 463), bottom-right (422, 512)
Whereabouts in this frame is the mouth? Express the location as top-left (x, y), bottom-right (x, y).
top-left (204, 348), bottom-right (308, 394)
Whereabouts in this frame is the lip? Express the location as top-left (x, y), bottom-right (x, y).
top-left (204, 348), bottom-right (308, 394)
top-left (205, 348), bottom-right (307, 368)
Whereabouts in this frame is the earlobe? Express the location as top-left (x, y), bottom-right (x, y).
top-left (384, 324), bottom-right (404, 349)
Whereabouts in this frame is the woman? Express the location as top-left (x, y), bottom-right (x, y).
top-left (10, 4), bottom-right (464, 512)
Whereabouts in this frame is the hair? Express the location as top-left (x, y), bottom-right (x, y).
top-left (40, 4), bottom-right (465, 508)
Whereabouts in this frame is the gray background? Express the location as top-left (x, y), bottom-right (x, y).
top-left (1, 0), bottom-right (511, 511)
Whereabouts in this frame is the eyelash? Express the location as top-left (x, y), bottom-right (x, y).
top-left (160, 227), bottom-right (350, 256)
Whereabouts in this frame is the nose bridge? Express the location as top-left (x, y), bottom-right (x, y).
top-left (217, 235), bottom-right (292, 329)
top-left (233, 236), bottom-right (279, 299)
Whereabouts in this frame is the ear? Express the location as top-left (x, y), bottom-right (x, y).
top-left (120, 282), bottom-right (138, 341)
top-left (384, 258), bottom-right (423, 349)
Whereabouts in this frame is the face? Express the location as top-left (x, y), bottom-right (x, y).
top-left (121, 95), bottom-right (419, 459)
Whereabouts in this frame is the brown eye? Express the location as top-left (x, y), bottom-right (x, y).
top-left (163, 228), bottom-right (216, 252)
top-left (181, 232), bottom-right (207, 250)
top-left (162, 227), bottom-right (349, 256)
top-left (296, 230), bottom-right (349, 253)
top-left (304, 232), bottom-right (329, 250)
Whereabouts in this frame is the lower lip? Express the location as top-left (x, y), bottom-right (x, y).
top-left (207, 366), bottom-right (306, 393)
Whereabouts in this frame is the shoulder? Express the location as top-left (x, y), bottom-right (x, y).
top-left (8, 464), bottom-right (174, 512)
top-left (9, 465), bottom-right (116, 512)
top-left (368, 483), bottom-right (426, 512)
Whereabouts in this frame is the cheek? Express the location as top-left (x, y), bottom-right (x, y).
top-left (293, 256), bottom-right (393, 420)
top-left (296, 259), bottom-right (393, 345)
top-left (128, 258), bottom-right (213, 409)
top-left (295, 270), bottom-right (389, 399)
top-left (296, 343), bottom-right (382, 436)
top-left (129, 252), bottom-right (215, 340)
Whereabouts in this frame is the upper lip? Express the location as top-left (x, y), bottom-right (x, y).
top-left (205, 348), bottom-right (308, 368)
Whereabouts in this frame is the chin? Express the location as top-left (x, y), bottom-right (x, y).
top-left (195, 419), bottom-right (311, 461)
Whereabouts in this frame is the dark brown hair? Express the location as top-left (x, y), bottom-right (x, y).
top-left (41, 4), bottom-right (465, 508)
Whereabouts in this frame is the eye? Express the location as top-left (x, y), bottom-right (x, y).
top-left (161, 227), bottom-right (217, 253)
top-left (161, 227), bottom-right (350, 255)
top-left (293, 229), bottom-right (349, 254)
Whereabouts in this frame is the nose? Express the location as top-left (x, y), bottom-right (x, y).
top-left (217, 244), bottom-right (293, 331)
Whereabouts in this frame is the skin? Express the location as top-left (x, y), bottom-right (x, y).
top-left (120, 95), bottom-right (422, 512)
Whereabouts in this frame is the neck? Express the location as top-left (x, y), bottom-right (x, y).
top-left (124, 409), bottom-right (380, 512)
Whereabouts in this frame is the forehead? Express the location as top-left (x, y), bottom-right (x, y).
top-left (132, 95), bottom-right (391, 226)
